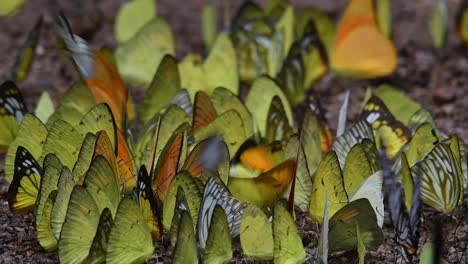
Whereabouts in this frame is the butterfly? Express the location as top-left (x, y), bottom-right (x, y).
top-left (203, 204), bottom-right (233, 263)
top-left (114, 0), bottom-right (156, 44)
top-left (361, 95), bottom-right (411, 159)
top-left (327, 198), bottom-right (384, 253)
top-left (412, 143), bottom-right (463, 213)
top-left (231, 161), bottom-right (297, 207)
top-left (133, 165), bottom-right (163, 240)
top-left (331, 0), bottom-right (397, 78)
top-left (171, 207), bottom-right (199, 262)
top-left (272, 201), bottom-right (306, 263)
top-left (245, 76), bottom-right (294, 140)
top-left (429, 0), bottom-right (448, 49)
top-left (240, 203), bottom-right (274, 259)
top-left (381, 150), bottom-right (422, 262)
top-left (310, 139), bottom-right (384, 227)
top-left (116, 16), bottom-right (175, 88)
top-left (7, 146), bottom-right (42, 213)
top-left (198, 177), bottom-right (245, 249)
top-left (56, 15), bottom-right (137, 189)
top-left (332, 120), bottom-right (374, 168)
top-left (0, 80), bottom-right (27, 152)
top-left (276, 20), bottom-right (328, 106)
top-left (8, 16), bottom-right (42, 83)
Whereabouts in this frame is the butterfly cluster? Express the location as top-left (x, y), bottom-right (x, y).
top-left (1, 0), bottom-right (467, 263)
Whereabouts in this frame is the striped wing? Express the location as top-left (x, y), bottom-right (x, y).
top-left (412, 143), bottom-right (461, 213)
top-left (197, 177), bottom-right (245, 249)
top-left (382, 151), bottom-right (421, 262)
top-left (332, 120), bottom-right (374, 168)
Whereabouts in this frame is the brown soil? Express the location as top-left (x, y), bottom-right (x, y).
top-left (0, 0), bottom-right (467, 263)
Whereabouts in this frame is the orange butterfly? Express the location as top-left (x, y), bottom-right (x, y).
top-left (331, 0), bottom-right (397, 78)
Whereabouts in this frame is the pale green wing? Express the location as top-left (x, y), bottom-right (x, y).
top-left (82, 156), bottom-right (120, 216)
top-left (5, 113), bottom-right (47, 182)
top-left (343, 140), bottom-right (378, 196)
top-left (211, 86), bottom-right (254, 138)
top-left (405, 122), bottom-right (439, 167)
top-left (162, 171), bottom-right (202, 231)
top-left (328, 199), bottom-right (384, 252)
top-left (349, 171), bottom-right (384, 228)
top-left (400, 152), bottom-right (415, 211)
top-left (272, 201), bottom-right (306, 264)
top-left (46, 82), bottom-right (95, 127)
top-left (106, 198), bottom-right (154, 264)
top-left (138, 55), bottom-right (181, 124)
top-left (34, 91), bottom-right (54, 123)
top-left (245, 77), bottom-right (294, 137)
top-left (114, 0), bottom-right (156, 43)
top-left (202, 2), bottom-right (216, 49)
top-left (300, 109), bottom-right (323, 175)
top-left (203, 33), bottom-right (239, 95)
top-left (375, 0), bottom-right (392, 38)
top-left (284, 136), bottom-right (312, 212)
top-left (71, 133), bottom-right (98, 182)
top-left (429, 0), bottom-right (448, 49)
top-left (172, 210), bottom-right (198, 264)
top-left (309, 151), bottom-right (348, 223)
top-left (87, 208), bottom-right (114, 264)
top-left (204, 205), bottom-right (233, 264)
top-left (51, 167), bottom-right (75, 240)
top-left (75, 103), bottom-right (117, 151)
top-left (59, 186), bottom-right (100, 264)
top-left (116, 17), bottom-right (175, 87)
top-left (36, 190), bottom-right (58, 251)
top-left (41, 120), bottom-right (83, 169)
top-left (35, 154), bottom-right (63, 251)
top-left (240, 204), bottom-right (274, 260)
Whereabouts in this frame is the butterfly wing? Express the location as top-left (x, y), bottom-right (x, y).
top-left (198, 177), bottom-right (245, 249)
top-left (0, 80), bottom-right (27, 151)
top-left (7, 146), bottom-right (42, 213)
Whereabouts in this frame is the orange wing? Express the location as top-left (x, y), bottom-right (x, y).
top-left (182, 140), bottom-right (205, 177)
top-left (228, 159), bottom-right (297, 208)
top-left (320, 125), bottom-right (333, 155)
top-left (84, 51), bottom-right (128, 129)
top-left (192, 91), bottom-right (217, 133)
top-left (240, 144), bottom-right (275, 173)
top-left (332, 0), bottom-right (397, 78)
top-left (152, 132), bottom-right (184, 202)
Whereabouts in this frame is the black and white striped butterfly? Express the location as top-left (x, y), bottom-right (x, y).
top-left (332, 120), bottom-right (374, 168)
top-left (381, 151), bottom-right (422, 263)
top-left (197, 177), bottom-right (245, 249)
top-left (412, 143), bottom-right (462, 213)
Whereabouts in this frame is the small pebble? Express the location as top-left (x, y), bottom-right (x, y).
top-left (433, 87), bottom-right (456, 104)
